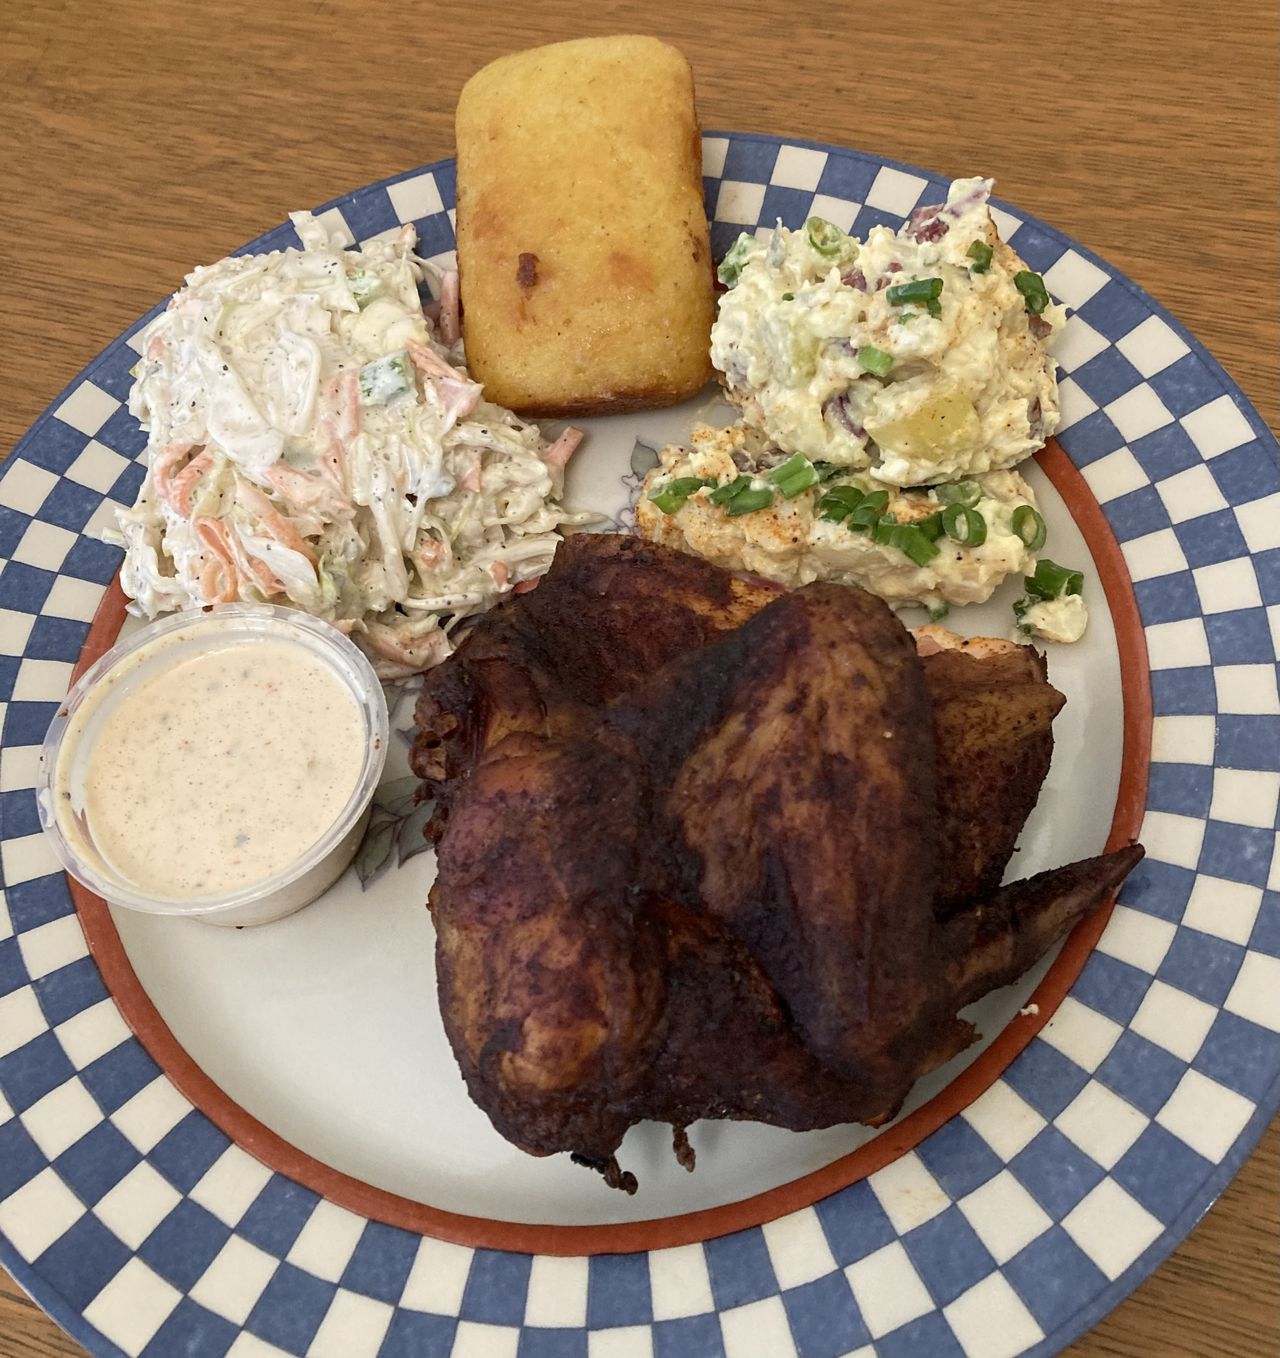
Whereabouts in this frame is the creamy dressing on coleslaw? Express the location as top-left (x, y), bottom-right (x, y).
top-left (110, 211), bottom-right (588, 678)
top-left (78, 641), bottom-right (363, 897)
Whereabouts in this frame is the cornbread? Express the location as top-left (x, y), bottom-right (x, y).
top-left (454, 36), bottom-right (715, 416)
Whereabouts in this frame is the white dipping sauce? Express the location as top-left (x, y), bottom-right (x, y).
top-left (69, 639), bottom-right (364, 898)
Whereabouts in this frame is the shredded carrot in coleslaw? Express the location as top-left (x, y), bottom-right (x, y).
top-left (109, 212), bottom-right (591, 676)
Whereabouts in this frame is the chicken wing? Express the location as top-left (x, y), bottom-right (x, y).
top-left (918, 633), bottom-right (1065, 913)
top-left (411, 533), bottom-right (779, 836)
top-left (425, 571), bottom-right (1142, 1186)
top-left (414, 534), bottom-right (1065, 913)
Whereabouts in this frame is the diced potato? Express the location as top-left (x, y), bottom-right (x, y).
top-left (865, 386), bottom-right (981, 464)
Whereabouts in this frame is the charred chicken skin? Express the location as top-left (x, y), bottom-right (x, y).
top-left (414, 535), bottom-right (1142, 1189)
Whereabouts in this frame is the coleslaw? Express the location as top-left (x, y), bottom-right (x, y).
top-left (109, 211), bottom-right (590, 677)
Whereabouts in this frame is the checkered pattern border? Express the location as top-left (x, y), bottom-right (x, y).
top-left (0, 134), bottom-right (1277, 1358)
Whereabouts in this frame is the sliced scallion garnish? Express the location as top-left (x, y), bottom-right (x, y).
top-left (818, 485), bottom-right (866, 522)
top-left (769, 454), bottom-right (819, 499)
top-left (662, 477), bottom-right (709, 498)
top-left (649, 490), bottom-right (689, 515)
top-left (777, 469), bottom-right (819, 499)
top-left (708, 475), bottom-right (751, 506)
top-left (966, 240), bottom-right (993, 273)
top-left (717, 234), bottom-right (754, 287)
top-left (1024, 559), bottom-right (1084, 600)
top-left (873, 520), bottom-right (941, 567)
top-left (647, 477), bottom-right (710, 515)
top-left (935, 480), bottom-right (983, 508)
top-left (942, 504), bottom-right (987, 547)
top-left (806, 216), bottom-right (846, 256)
top-left (769, 454), bottom-right (811, 484)
top-left (1015, 270), bottom-right (1051, 316)
top-left (724, 487), bottom-right (776, 517)
top-left (847, 489), bottom-right (889, 532)
top-left (887, 277), bottom-right (944, 307)
top-left (858, 344), bottom-right (894, 377)
top-left (1012, 504), bottom-right (1048, 551)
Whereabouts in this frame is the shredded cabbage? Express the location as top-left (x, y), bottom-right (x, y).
top-left (108, 211), bottom-right (591, 677)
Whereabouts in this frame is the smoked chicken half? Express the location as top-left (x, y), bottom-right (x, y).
top-left (412, 534), bottom-right (1141, 1189)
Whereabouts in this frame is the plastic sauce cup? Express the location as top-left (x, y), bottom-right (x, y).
top-left (37, 604), bottom-right (389, 927)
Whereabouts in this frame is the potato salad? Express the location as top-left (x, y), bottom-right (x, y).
top-left (110, 212), bottom-right (588, 677)
top-left (637, 423), bottom-right (1047, 616)
top-left (711, 177), bottom-right (1065, 486)
top-left (638, 177), bottom-right (1088, 643)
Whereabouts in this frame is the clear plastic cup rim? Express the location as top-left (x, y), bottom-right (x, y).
top-left (37, 604), bottom-right (390, 920)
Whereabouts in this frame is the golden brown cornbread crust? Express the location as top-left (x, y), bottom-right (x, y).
top-left (454, 36), bottom-right (716, 417)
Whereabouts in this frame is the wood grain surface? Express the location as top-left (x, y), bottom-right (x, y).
top-left (1, 1), bottom-right (1276, 1355)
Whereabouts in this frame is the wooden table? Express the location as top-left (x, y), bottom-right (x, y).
top-left (2, 1), bottom-right (1276, 1354)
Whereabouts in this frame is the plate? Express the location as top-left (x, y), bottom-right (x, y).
top-left (0, 133), bottom-right (1277, 1358)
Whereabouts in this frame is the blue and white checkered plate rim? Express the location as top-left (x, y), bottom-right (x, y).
top-left (0, 133), bottom-right (1277, 1358)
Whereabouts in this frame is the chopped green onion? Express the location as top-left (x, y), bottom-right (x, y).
top-left (660, 477), bottom-right (708, 499)
top-left (706, 472), bottom-right (778, 517)
top-left (781, 292), bottom-right (795, 301)
top-left (817, 485), bottom-right (865, 522)
top-left (724, 487), bottom-right (776, 517)
top-left (769, 454), bottom-right (811, 484)
top-left (873, 520), bottom-right (941, 566)
top-left (348, 270), bottom-right (382, 307)
top-left (1024, 558), bottom-right (1085, 600)
top-left (648, 478), bottom-right (707, 515)
top-left (966, 240), bottom-right (993, 273)
top-left (806, 216), bottom-right (846, 256)
top-left (935, 480), bottom-right (983, 508)
top-left (708, 475), bottom-right (751, 506)
top-left (647, 476), bottom-right (710, 514)
top-left (942, 503), bottom-right (987, 547)
top-left (778, 468), bottom-right (819, 498)
top-left (886, 277), bottom-right (944, 306)
top-left (813, 461), bottom-right (843, 483)
top-left (1012, 505), bottom-right (1047, 551)
top-left (1013, 597), bottom-right (1034, 635)
top-left (767, 454), bottom-right (819, 498)
top-left (358, 350), bottom-right (412, 405)
top-left (926, 297), bottom-right (942, 319)
top-left (846, 489), bottom-right (889, 532)
top-left (1015, 270), bottom-right (1051, 316)
top-left (917, 511), bottom-right (945, 542)
top-left (858, 344), bottom-right (894, 377)
top-left (925, 600), bottom-right (951, 622)
top-left (717, 234), bottom-right (754, 287)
